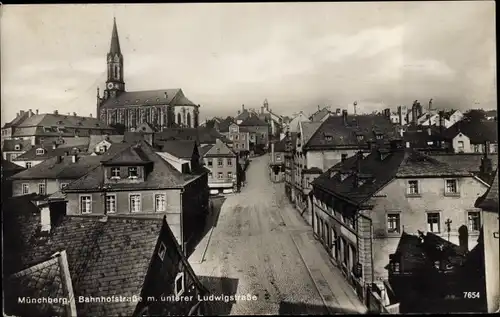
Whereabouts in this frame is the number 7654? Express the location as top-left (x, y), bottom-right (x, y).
top-left (463, 292), bottom-right (480, 299)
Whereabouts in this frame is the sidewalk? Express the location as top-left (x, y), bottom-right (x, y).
top-left (291, 230), bottom-right (368, 314)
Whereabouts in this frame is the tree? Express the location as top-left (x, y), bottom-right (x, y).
top-left (110, 123), bottom-right (126, 135)
top-left (464, 109), bottom-right (486, 122)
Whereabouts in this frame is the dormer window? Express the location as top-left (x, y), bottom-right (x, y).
top-left (111, 167), bottom-right (120, 178)
top-left (128, 167), bottom-right (138, 178)
top-left (14, 144), bottom-right (21, 151)
top-left (99, 145), bottom-right (108, 153)
top-left (43, 127), bottom-right (51, 132)
top-left (36, 148), bottom-right (45, 155)
top-left (57, 120), bottom-right (63, 125)
top-left (357, 134), bottom-right (364, 141)
top-left (340, 173), bottom-right (349, 182)
top-left (330, 171), bottom-right (338, 178)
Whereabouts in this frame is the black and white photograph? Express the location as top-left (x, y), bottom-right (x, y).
top-left (1, 2), bottom-right (498, 316)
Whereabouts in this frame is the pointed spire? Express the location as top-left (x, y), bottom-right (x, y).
top-left (109, 17), bottom-right (121, 55)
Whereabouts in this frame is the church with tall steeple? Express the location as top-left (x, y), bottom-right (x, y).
top-left (97, 18), bottom-right (200, 131)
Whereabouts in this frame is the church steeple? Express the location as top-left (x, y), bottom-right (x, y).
top-left (105, 17), bottom-right (125, 99)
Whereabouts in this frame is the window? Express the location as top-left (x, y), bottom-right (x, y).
top-left (99, 145), bottom-right (108, 153)
top-left (468, 211), bottom-right (481, 232)
top-left (217, 158), bottom-right (223, 167)
top-left (155, 194), bottom-right (166, 212)
top-left (208, 172), bottom-right (213, 178)
top-left (105, 194), bottom-right (116, 213)
top-left (38, 183), bottom-right (46, 195)
top-left (457, 141), bottom-right (464, 152)
top-left (26, 162), bottom-right (32, 168)
top-left (218, 172), bottom-right (223, 179)
top-left (427, 213), bottom-right (440, 233)
top-left (128, 167), bottom-right (138, 178)
top-left (36, 148), bottom-right (45, 155)
top-left (241, 134), bottom-right (246, 140)
top-left (445, 179), bottom-right (458, 195)
top-left (473, 144), bottom-right (481, 153)
top-left (111, 167), bottom-right (120, 178)
top-left (14, 144), bottom-right (21, 151)
top-left (80, 195), bottom-right (92, 214)
top-left (158, 242), bottom-right (167, 260)
top-left (235, 135), bottom-right (239, 140)
top-left (407, 180), bottom-right (419, 195)
top-left (357, 135), bottom-right (364, 141)
top-left (387, 214), bottom-right (401, 233)
top-left (130, 194), bottom-right (141, 213)
top-left (376, 134), bottom-right (383, 140)
top-left (227, 158), bottom-right (232, 166)
top-left (174, 272), bottom-right (185, 297)
top-left (491, 144), bottom-right (498, 153)
top-left (207, 159), bottom-right (213, 167)
top-left (60, 183), bottom-right (68, 190)
top-left (228, 172), bottom-right (233, 179)
top-left (276, 155), bottom-right (281, 161)
top-left (22, 183), bottom-right (29, 195)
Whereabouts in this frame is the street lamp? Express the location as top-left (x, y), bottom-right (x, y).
top-left (445, 218), bottom-right (452, 241)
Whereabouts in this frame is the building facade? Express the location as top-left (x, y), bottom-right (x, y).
top-left (200, 139), bottom-right (238, 195)
top-left (225, 123), bottom-right (250, 153)
top-left (96, 18), bottom-right (200, 131)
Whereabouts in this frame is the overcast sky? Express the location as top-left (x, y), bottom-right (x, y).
top-left (1, 2), bottom-right (496, 124)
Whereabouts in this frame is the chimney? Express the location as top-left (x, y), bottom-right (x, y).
top-left (40, 205), bottom-right (51, 233)
top-left (52, 143), bottom-right (58, 149)
top-left (36, 109), bottom-right (39, 115)
top-left (73, 112), bottom-right (77, 116)
top-left (89, 113), bottom-right (92, 118)
top-left (242, 104), bottom-right (245, 111)
top-left (261, 106), bottom-right (264, 115)
top-left (427, 127), bottom-right (432, 136)
top-left (72, 154), bottom-right (78, 163)
top-left (28, 109), bottom-right (34, 117)
top-left (342, 110), bottom-right (348, 125)
top-left (318, 105), bottom-right (320, 111)
top-left (56, 155), bottom-right (62, 163)
top-left (237, 110), bottom-right (241, 115)
top-left (480, 141), bottom-right (493, 176)
top-left (20, 110), bottom-right (25, 116)
top-left (53, 110), bottom-right (58, 115)
top-left (164, 92), bottom-right (168, 99)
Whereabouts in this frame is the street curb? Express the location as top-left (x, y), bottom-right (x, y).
top-left (198, 225), bottom-right (215, 264)
top-left (290, 233), bottom-right (334, 315)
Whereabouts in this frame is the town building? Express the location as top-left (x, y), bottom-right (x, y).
top-left (485, 109), bottom-right (497, 121)
top-left (199, 139), bottom-right (238, 195)
top-left (442, 120), bottom-right (498, 153)
top-left (153, 127), bottom-right (232, 148)
top-left (1, 139), bottom-right (32, 162)
top-left (396, 105), bottom-right (409, 126)
top-left (402, 126), bottom-right (448, 152)
top-left (156, 140), bottom-right (202, 173)
top-left (235, 104), bottom-right (252, 124)
top-left (87, 134), bottom-right (125, 155)
top-left (1, 157), bottom-right (25, 199)
top-left (62, 140), bottom-right (209, 253)
top-left (96, 18), bottom-right (200, 130)
top-left (1, 109), bottom-right (114, 145)
top-left (9, 154), bottom-right (103, 197)
top-left (269, 138), bottom-right (287, 183)
top-left (310, 143), bottom-right (489, 292)
top-left (258, 99), bottom-right (284, 139)
top-left (2, 195), bottom-right (209, 316)
top-left (284, 131), bottom-right (298, 203)
top-left (225, 123), bottom-right (250, 153)
top-left (429, 151), bottom-right (497, 184)
top-left (238, 114), bottom-right (269, 154)
top-left (12, 141), bottom-right (90, 169)
top-left (309, 106), bottom-right (333, 122)
top-left (285, 111), bottom-right (310, 133)
top-left (388, 231), bottom-right (486, 313)
top-left (475, 171), bottom-right (499, 313)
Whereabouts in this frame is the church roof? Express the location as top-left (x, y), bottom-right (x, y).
top-left (100, 89), bottom-right (196, 109)
top-left (109, 17), bottom-right (121, 55)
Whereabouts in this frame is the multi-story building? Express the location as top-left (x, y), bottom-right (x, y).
top-left (442, 120), bottom-right (498, 153)
top-left (9, 154), bottom-right (103, 197)
top-left (1, 158), bottom-right (25, 199)
top-left (62, 140), bottom-right (209, 252)
top-left (12, 141), bottom-right (89, 169)
top-left (309, 106), bottom-right (333, 122)
top-left (310, 142), bottom-right (489, 294)
top-left (2, 196), bottom-right (209, 316)
top-left (199, 139), bottom-right (238, 195)
top-left (284, 131), bottom-right (298, 202)
top-left (286, 111), bottom-right (310, 133)
top-left (96, 19), bottom-right (200, 130)
top-left (225, 123), bottom-right (250, 153)
top-left (475, 171), bottom-right (499, 313)
top-left (1, 109), bottom-right (115, 145)
top-left (397, 105), bottom-right (408, 126)
top-left (1, 139), bottom-right (32, 162)
top-left (238, 115), bottom-right (269, 154)
top-left (268, 138), bottom-right (286, 183)
top-left (87, 134), bottom-right (125, 155)
top-left (156, 140), bottom-right (202, 173)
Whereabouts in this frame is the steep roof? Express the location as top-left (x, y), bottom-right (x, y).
top-left (100, 88), bottom-right (195, 109)
top-left (12, 113), bottom-right (112, 130)
top-left (14, 144), bottom-right (89, 162)
top-left (273, 138), bottom-right (287, 152)
top-left (203, 139), bottom-right (236, 158)
top-left (158, 140), bottom-right (197, 159)
top-left (198, 144), bottom-right (213, 157)
top-left (1, 139), bottom-right (32, 152)
top-left (309, 107), bottom-right (331, 122)
top-left (288, 112), bottom-right (310, 133)
top-left (64, 141), bottom-right (197, 191)
top-left (9, 155), bottom-right (102, 180)
top-left (109, 17), bottom-right (121, 55)
top-left (153, 127), bottom-right (231, 145)
top-left (443, 119), bottom-right (497, 144)
top-left (304, 114), bottom-right (397, 150)
top-left (239, 115), bottom-right (268, 127)
top-left (430, 153), bottom-right (498, 174)
top-left (313, 147), bottom-right (473, 206)
top-left (1, 157), bottom-right (25, 173)
top-left (475, 170), bottom-right (498, 212)
top-left (2, 111), bottom-right (31, 129)
top-left (300, 121), bottom-right (323, 146)
top-left (216, 117), bottom-right (235, 133)
top-left (87, 135), bottom-right (125, 153)
top-left (235, 108), bottom-right (251, 121)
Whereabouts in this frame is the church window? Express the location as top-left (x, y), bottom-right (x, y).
top-left (114, 65), bottom-right (118, 79)
top-left (187, 113), bottom-right (191, 127)
top-left (177, 113), bottom-right (182, 125)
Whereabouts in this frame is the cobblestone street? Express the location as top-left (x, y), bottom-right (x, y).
top-left (189, 155), bottom-right (367, 315)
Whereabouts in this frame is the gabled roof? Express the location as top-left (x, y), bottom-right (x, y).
top-left (216, 117), bottom-right (235, 133)
top-left (1, 158), bottom-right (25, 173)
top-left (403, 129), bottom-right (445, 148)
top-left (158, 140), bottom-right (197, 159)
top-left (430, 153), bottom-right (498, 174)
top-left (14, 144), bottom-right (89, 162)
top-left (153, 127), bottom-right (231, 146)
top-left (475, 170), bottom-right (498, 212)
top-left (198, 144), bottom-right (213, 157)
top-left (100, 88), bottom-right (195, 109)
top-left (443, 119), bottom-right (497, 144)
top-left (134, 122), bottom-right (158, 133)
top-left (65, 140), bottom-right (197, 191)
top-left (203, 139), bottom-right (236, 158)
top-left (288, 112), bottom-right (310, 133)
top-left (2, 111), bottom-right (31, 129)
top-left (313, 147), bottom-right (473, 206)
top-left (304, 114), bottom-right (397, 150)
top-left (41, 136), bottom-right (91, 149)
top-left (239, 115), bottom-right (268, 127)
top-left (1, 139), bottom-right (32, 152)
top-left (235, 109), bottom-right (251, 121)
top-left (300, 121), bottom-right (322, 146)
top-left (9, 155), bottom-right (102, 180)
top-left (4, 251), bottom-right (75, 317)
top-left (87, 135), bottom-right (125, 152)
top-left (309, 107), bottom-right (331, 122)
top-left (12, 113), bottom-right (112, 130)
